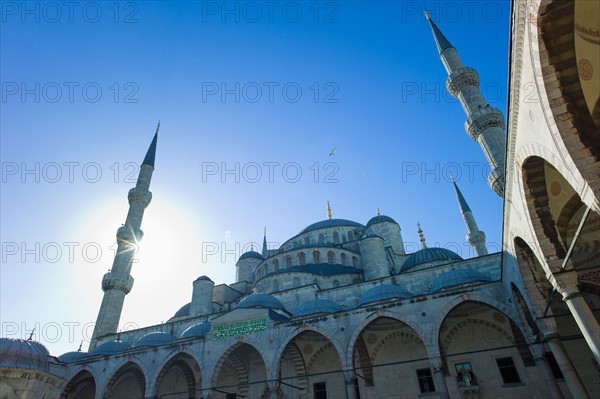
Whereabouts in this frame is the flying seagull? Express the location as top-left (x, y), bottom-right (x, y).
top-left (329, 148), bottom-right (336, 156)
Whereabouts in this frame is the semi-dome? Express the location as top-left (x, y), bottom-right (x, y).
top-left (0, 338), bottom-right (49, 371)
top-left (132, 332), bottom-right (175, 348)
top-left (293, 299), bottom-right (342, 317)
top-left (173, 302), bottom-right (191, 318)
top-left (366, 215), bottom-right (397, 227)
top-left (238, 251), bottom-right (264, 261)
top-left (401, 247), bottom-right (463, 272)
top-left (299, 219), bottom-right (364, 234)
top-left (236, 294), bottom-right (286, 311)
top-left (90, 340), bottom-right (131, 355)
top-left (194, 275), bottom-right (213, 282)
top-left (357, 284), bottom-right (413, 306)
top-left (58, 351), bottom-right (88, 363)
top-left (429, 269), bottom-right (493, 293)
top-left (181, 321), bottom-right (212, 338)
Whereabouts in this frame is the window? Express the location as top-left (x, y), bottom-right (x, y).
top-left (341, 253), bottom-right (348, 266)
top-left (333, 231), bottom-right (339, 244)
top-left (285, 256), bottom-right (292, 268)
top-left (313, 251), bottom-right (321, 264)
top-left (299, 252), bottom-right (306, 266)
top-left (496, 357), bottom-right (521, 384)
top-left (327, 251), bottom-right (336, 264)
top-left (545, 352), bottom-right (563, 379)
top-left (416, 368), bottom-right (435, 393)
top-left (318, 233), bottom-right (324, 244)
top-left (272, 259), bottom-right (279, 272)
top-left (304, 236), bottom-right (310, 244)
top-left (352, 256), bottom-right (359, 268)
top-left (313, 382), bottom-right (327, 399)
top-left (455, 362), bottom-right (478, 387)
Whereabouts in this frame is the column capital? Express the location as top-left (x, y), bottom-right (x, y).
top-left (549, 271), bottom-right (581, 300)
top-left (529, 343), bottom-right (546, 360)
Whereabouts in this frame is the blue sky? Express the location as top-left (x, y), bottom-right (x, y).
top-left (0, 1), bottom-right (510, 355)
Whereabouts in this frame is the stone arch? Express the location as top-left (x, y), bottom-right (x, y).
top-left (348, 316), bottom-right (429, 398)
top-left (513, 236), bottom-right (553, 316)
top-left (60, 369), bottom-right (96, 399)
top-left (312, 251), bottom-right (320, 264)
top-left (153, 352), bottom-right (202, 399)
top-left (341, 253), bottom-right (348, 266)
top-left (103, 361), bottom-right (146, 399)
top-left (211, 341), bottom-right (268, 399)
top-left (272, 328), bottom-right (346, 399)
top-left (534, 0), bottom-right (600, 198)
top-left (327, 251), bottom-right (336, 264)
top-left (510, 282), bottom-right (540, 340)
top-left (298, 252), bottom-right (306, 266)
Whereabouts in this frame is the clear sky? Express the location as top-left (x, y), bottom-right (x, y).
top-left (0, 0), bottom-right (511, 356)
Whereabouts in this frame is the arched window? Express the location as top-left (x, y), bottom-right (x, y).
top-left (304, 236), bottom-right (310, 244)
top-left (333, 280), bottom-right (340, 288)
top-left (313, 251), bottom-right (321, 264)
top-left (293, 277), bottom-right (300, 287)
top-left (340, 253), bottom-right (348, 266)
top-left (318, 233), bottom-right (325, 244)
top-left (352, 256), bottom-right (359, 267)
top-left (285, 256), bottom-right (292, 269)
top-left (272, 259), bottom-right (279, 272)
top-left (299, 252), bottom-right (306, 266)
top-left (333, 231), bottom-right (339, 244)
top-left (327, 251), bottom-right (336, 264)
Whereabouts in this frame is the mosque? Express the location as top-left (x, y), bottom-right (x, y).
top-left (1, 2), bottom-right (599, 399)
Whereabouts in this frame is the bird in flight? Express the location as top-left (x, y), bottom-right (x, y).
top-left (329, 148), bottom-right (336, 156)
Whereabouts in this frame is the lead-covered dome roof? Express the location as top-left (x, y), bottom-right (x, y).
top-left (429, 269), bottom-right (493, 293)
top-left (366, 215), bottom-right (397, 227)
top-left (181, 321), bottom-right (212, 338)
top-left (357, 284), bottom-right (413, 306)
top-left (90, 340), bottom-right (131, 355)
top-left (401, 248), bottom-right (463, 272)
top-left (236, 294), bottom-right (286, 311)
top-left (0, 338), bottom-right (49, 371)
top-left (132, 332), bottom-right (175, 348)
top-left (239, 251), bottom-right (264, 261)
top-left (299, 219), bottom-right (364, 234)
top-left (58, 351), bottom-right (88, 363)
top-left (293, 299), bottom-right (342, 317)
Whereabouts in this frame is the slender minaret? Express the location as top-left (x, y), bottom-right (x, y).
top-left (451, 177), bottom-right (488, 256)
top-left (417, 223), bottom-right (427, 249)
top-left (89, 124), bottom-right (159, 349)
top-left (426, 12), bottom-right (506, 196)
top-left (262, 227), bottom-right (268, 257)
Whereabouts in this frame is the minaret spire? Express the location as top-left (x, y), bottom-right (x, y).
top-left (417, 223), bottom-right (427, 249)
top-left (451, 177), bottom-right (488, 256)
top-left (326, 201), bottom-right (332, 220)
top-left (262, 227), bottom-right (268, 257)
top-left (90, 126), bottom-right (158, 350)
top-left (426, 14), bottom-right (506, 196)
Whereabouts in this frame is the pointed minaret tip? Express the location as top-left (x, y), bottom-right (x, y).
top-left (425, 12), bottom-right (454, 55)
top-left (417, 222), bottom-right (428, 249)
top-left (424, 10), bottom-right (430, 20)
top-left (452, 178), bottom-right (472, 213)
top-left (142, 124), bottom-right (159, 167)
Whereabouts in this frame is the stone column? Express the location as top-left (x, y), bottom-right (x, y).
top-left (550, 271), bottom-right (600, 364)
top-left (530, 344), bottom-right (563, 399)
top-left (430, 357), bottom-right (450, 399)
top-left (266, 380), bottom-right (281, 399)
top-left (344, 370), bottom-right (358, 399)
top-left (545, 335), bottom-right (589, 399)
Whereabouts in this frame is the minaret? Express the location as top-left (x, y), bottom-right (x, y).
top-left (451, 177), bottom-right (488, 256)
top-left (426, 12), bottom-right (506, 196)
top-left (417, 223), bottom-right (427, 249)
top-left (262, 227), bottom-right (268, 257)
top-left (89, 124), bottom-right (159, 349)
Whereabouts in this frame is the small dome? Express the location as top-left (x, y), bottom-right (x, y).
top-left (58, 351), bottom-right (88, 363)
top-left (293, 299), bottom-right (342, 317)
top-left (181, 321), bottom-right (212, 338)
top-left (366, 215), bottom-right (397, 227)
top-left (174, 302), bottom-right (191, 318)
top-left (357, 284), bottom-right (413, 306)
top-left (429, 269), bottom-right (493, 293)
top-left (299, 219), bottom-right (364, 234)
top-left (236, 294), bottom-right (286, 311)
top-left (194, 275), bottom-right (213, 282)
top-left (132, 332), bottom-right (175, 348)
top-left (91, 340), bottom-right (131, 355)
top-left (238, 251), bottom-right (264, 261)
top-left (0, 338), bottom-right (49, 371)
top-left (401, 248), bottom-right (463, 272)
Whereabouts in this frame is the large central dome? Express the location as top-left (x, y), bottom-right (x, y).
top-left (299, 219), bottom-right (364, 234)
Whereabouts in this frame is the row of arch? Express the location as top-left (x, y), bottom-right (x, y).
top-left (284, 230), bottom-right (361, 251)
top-left (61, 297), bottom-right (542, 399)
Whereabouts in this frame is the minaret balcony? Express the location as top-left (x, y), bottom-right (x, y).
top-left (446, 67), bottom-right (479, 97)
top-left (488, 167), bottom-right (505, 196)
top-left (464, 107), bottom-right (505, 140)
top-left (128, 187), bottom-right (152, 207)
top-left (102, 271), bottom-right (134, 293)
